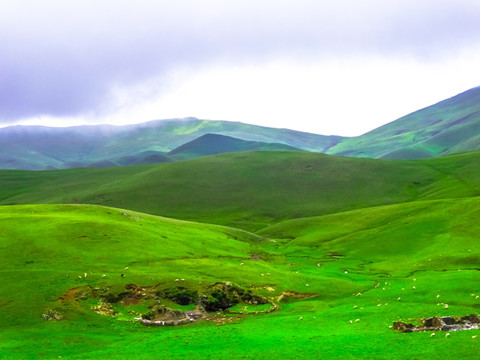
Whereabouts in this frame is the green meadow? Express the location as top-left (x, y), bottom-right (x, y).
top-left (2, 150), bottom-right (480, 231)
top-left (1, 151), bottom-right (480, 359)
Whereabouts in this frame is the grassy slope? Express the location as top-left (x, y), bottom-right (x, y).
top-left (2, 199), bottom-right (480, 359)
top-left (1, 151), bottom-right (480, 231)
top-left (328, 86), bottom-right (480, 159)
top-left (255, 197), bottom-right (480, 359)
top-left (0, 205), bottom-right (259, 326)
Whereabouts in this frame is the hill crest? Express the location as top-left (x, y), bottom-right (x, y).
top-left (169, 133), bottom-right (302, 159)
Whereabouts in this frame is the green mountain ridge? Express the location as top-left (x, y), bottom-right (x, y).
top-left (0, 118), bottom-right (340, 170)
top-left (327, 86), bottom-right (480, 159)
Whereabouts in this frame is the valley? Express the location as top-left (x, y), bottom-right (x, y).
top-left (3, 1), bottom-right (479, 358)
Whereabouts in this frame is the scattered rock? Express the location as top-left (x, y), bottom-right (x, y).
top-left (42, 309), bottom-right (64, 321)
top-left (393, 314), bottom-right (480, 333)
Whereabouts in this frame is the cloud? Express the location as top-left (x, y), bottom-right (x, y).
top-left (101, 52), bottom-right (480, 136)
top-left (1, 0), bottom-right (480, 125)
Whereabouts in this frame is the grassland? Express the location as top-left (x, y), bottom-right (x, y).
top-left (2, 150), bottom-right (480, 359)
top-left (2, 198), bottom-right (480, 359)
top-left (1, 151), bottom-right (480, 231)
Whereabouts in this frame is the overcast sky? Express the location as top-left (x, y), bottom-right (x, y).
top-left (1, 0), bottom-right (480, 136)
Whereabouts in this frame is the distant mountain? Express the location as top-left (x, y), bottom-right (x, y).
top-left (114, 151), bottom-right (175, 166)
top-left (169, 133), bottom-right (302, 160)
top-left (327, 86), bottom-right (480, 159)
top-left (2, 86), bottom-right (480, 170)
top-left (0, 118), bottom-right (343, 170)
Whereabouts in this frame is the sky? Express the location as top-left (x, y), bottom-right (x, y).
top-left (1, 0), bottom-right (480, 136)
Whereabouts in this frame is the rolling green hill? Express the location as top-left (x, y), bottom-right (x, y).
top-left (1, 150), bottom-right (480, 231)
top-left (3, 119), bottom-right (480, 358)
top-left (328, 86), bottom-right (480, 159)
top-left (2, 198), bottom-right (480, 359)
top-left (168, 133), bottom-right (302, 160)
top-left (0, 118), bottom-right (342, 170)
